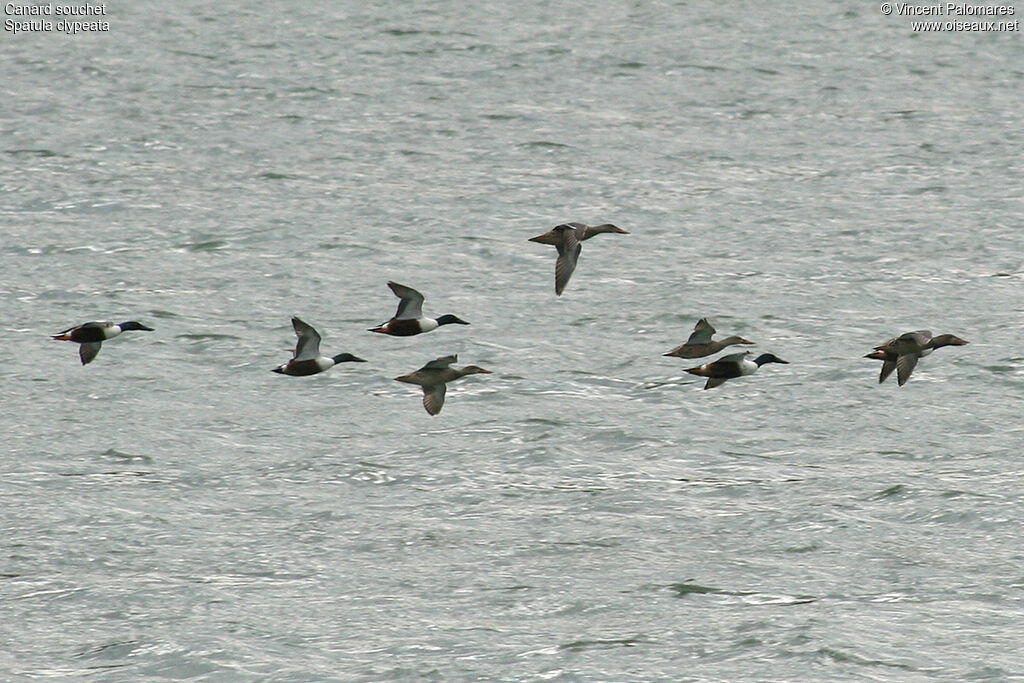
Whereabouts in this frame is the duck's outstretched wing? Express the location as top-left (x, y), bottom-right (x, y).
top-left (878, 358), bottom-right (897, 384)
top-left (422, 383), bottom-right (447, 415)
top-left (291, 317), bottom-right (322, 361)
top-left (79, 342), bottom-right (102, 365)
top-left (554, 231), bottom-right (581, 296)
top-left (388, 282), bottom-right (425, 320)
top-left (686, 318), bottom-right (716, 345)
top-left (420, 354), bottom-right (457, 371)
top-left (896, 353), bottom-right (919, 386)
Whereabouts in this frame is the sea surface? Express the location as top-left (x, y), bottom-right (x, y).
top-left (2, 1), bottom-right (1023, 680)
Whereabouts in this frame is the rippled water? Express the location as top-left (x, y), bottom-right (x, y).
top-left (3, 1), bottom-right (1023, 680)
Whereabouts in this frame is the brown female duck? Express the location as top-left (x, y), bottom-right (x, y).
top-left (868, 330), bottom-right (968, 386)
top-left (528, 222), bottom-right (629, 295)
top-left (664, 318), bottom-right (754, 359)
top-left (395, 355), bottom-right (491, 415)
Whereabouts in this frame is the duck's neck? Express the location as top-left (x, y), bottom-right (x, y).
top-left (584, 223), bottom-right (621, 237)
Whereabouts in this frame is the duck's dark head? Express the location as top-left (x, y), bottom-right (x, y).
top-left (753, 353), bottom-right (788, 366)
top-left (119, 321), bottom-right (154, 332)
top-left (436, 315), bottom-right (470, 326)
top-left (594, 223), bottom-right (630, 235)
top-left (722, 336), bottom-right (755, 346)
top-left (932, 334), bottom-right (969, 347)
top-left (332, 353), bottom-right (367, 364)
top-left (863, 351), bottom-right (889, 361)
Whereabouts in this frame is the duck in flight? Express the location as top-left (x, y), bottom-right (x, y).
top-left (867, 330), bottom-right (968, 386)
top-left (369, 282), bottom-right (470, 336)
top-left (528, 222), bottom-right (630, 295)
top-left (52, 320), bottom-right (154, 365)
top-left (685, 351), bottom-right (788, 390)
top-left (664, 318), bottom-right (754, 359)
top-left (272, 317), bottom-right (366, 376)
top-left (394, 354), bottom-right (491, 415)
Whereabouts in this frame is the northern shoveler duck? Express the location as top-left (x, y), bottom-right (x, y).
top-left (685, 351), bottom-right (788, 390)
top-left (394, 354), bottom-right (491, 415)
top-left (528, 222), bottom-right (630, 295)
top-left (52, 320), bottom-right (154, 365)
top-left (664, 318), bottom-right (754, 359)
top-left (369, 282), bottom-right (469, 336)
top-left (868, 330), bottom-right (968, 386)
top-left (272, 317), bottom-right (366, 376)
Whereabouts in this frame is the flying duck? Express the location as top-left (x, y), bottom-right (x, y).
top-left (369, 282), bottom-right (469, 336)
top-left (52, 320), bottom-right (154, 365)
top-left (272, 317), bottom-right (366, 376)
top-left (685, 351), bottom-right (789, 390)
top-left (664, 318), bottom-right (754, 359)
top-left (868, 330), bottom-right (968, 386)
top-left (394, 354), bottom-right (491, 415)
top-left (528, 222), bottom-right (630, 295)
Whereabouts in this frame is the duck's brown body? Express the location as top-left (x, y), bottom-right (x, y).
top-left (664, 318), bottom-right (753, 359)
top-left (868, 330), bottom-right (968, 386)
top-left (395, 355), bottom-right (491, 415)
top-left (370, 318), bottom-right (432, 336)
top-left (528, 222), bottom-right (629, 295)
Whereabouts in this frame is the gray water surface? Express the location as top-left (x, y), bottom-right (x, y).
top-left (2, 1), bottom-right (1023, 680)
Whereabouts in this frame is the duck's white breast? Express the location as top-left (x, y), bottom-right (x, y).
top-left (739, 359), bottom-right (759, 376)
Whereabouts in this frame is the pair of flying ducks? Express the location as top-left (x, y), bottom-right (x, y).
top-left (662, 317), bottom-right (787, 389)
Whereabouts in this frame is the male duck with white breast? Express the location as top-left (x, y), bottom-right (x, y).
top-left (369, 282), bottom-right (469, 336)
top-left (685, 351), bottom-right (789, 390)
top-left (272, 317), bottom-right (366, 376)
top-left (52, 320), bottom-right (154, 365)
